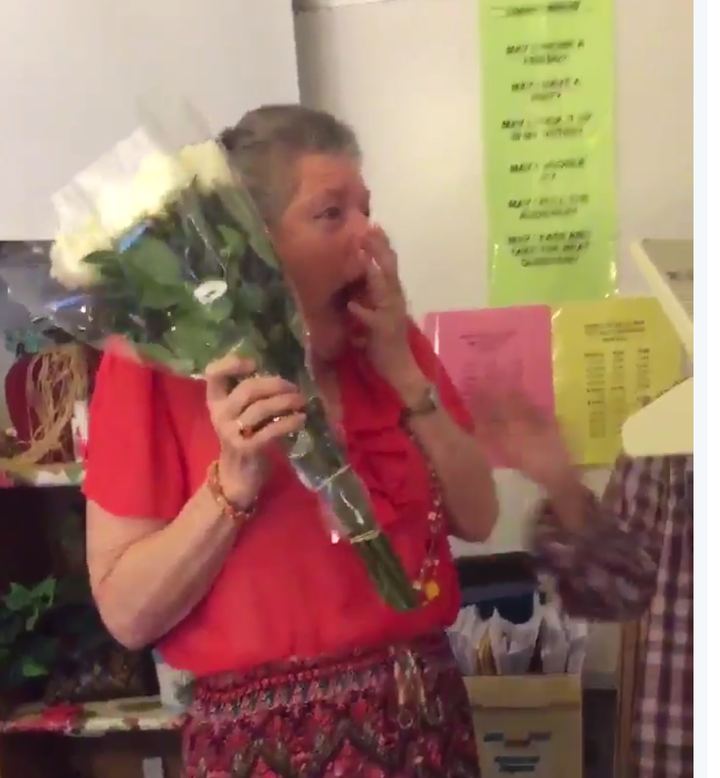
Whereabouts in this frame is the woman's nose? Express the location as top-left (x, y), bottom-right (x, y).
top-left (348, 209), bottom-right (371, 237)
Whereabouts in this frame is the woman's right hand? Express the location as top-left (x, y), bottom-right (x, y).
top-left (205, 354), bottom-right (307, 508)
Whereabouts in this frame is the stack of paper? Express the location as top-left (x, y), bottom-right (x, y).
top-left (622, 240), bottom-right (693, 457)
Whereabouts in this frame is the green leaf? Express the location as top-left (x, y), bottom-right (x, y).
top-left (21, 657), bottom-right (49, 678)
top-left (3, 583), bottom-right (33, 612)
top-left (25, 610), bottom-right (40, 630)
top-left (218, 225), bottom-right (247, 258)
top-left (31, 577), bottom-right (56, 604)
top-left (289, 312), bottom-right (306, 344)
top-left (123, 237), bottom-right (183, 286)
top-left (83, 249), bottom-right (122, 268)
top-left (138, 278), bottom-right (189, 309)
top-left (88, 239), bottom-right (189, 310)
top-left (134, 343), bottom-right (195, 375)
top-left (202, 295), bottom-right (234, 323)
top-left (164, 320), bottom-right (225, 370)
top-left (248, 225), bottom-right (277, 266)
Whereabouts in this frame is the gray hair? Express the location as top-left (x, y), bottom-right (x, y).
top-left (219, 105), bottom-right (361, 224)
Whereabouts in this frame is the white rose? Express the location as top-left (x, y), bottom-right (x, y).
top-left (180, 141), bottom-right (234, 192)
top-left (50, 218), bottom-right (110, 289)
top-left (95, 183), bottom-right (144, 239)
top-left (96, 151), bottom-right (191, 238)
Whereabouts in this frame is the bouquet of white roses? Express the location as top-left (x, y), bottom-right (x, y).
top-left (1, 121), bottom-right (418, 613)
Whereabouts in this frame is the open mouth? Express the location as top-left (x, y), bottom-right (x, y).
top-left (332, 277), bottom-right (369, 311)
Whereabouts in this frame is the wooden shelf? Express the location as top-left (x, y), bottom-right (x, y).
top-left (622, 239), bottom-right (693, 457)
top-left (0, 461), bottom-right (183, 775)
top-left (0, 696), bottom-right (184, 736)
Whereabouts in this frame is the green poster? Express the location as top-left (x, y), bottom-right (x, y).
top-left (481, 0), bottom-right (618, 306)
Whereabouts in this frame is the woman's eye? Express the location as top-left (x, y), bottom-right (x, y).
top-left (317, 206), bottom-right (342, 220)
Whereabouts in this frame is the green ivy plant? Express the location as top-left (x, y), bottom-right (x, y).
top-left (0, 576), bottom-right (110, 691)
top-left (0, 578), bottom-right (59, 686)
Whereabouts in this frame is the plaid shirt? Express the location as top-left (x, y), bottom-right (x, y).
top-left (532, 455), bottom-right (693, 778)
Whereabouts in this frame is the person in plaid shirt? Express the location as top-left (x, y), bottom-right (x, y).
top-left (476, 395), bottom-right (693, 778)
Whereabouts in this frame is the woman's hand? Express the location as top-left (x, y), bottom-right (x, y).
top-left (205, 355), bottom-right (306, 508)
top-left (346, 227), bottom-right (420, 393)
top-left (473, 391), bottom-right (577, 494)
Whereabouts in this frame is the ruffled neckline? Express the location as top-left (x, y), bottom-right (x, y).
top-left (333, 349), bottom-right (430, 530)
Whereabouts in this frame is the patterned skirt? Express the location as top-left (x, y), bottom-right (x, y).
top-left (182, 632), bottom-right (481, 778)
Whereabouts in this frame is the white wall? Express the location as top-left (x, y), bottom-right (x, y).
top-left (294, 0), bottom-right (693, 684)
top-left (0, 0), bottom-right (299, 238)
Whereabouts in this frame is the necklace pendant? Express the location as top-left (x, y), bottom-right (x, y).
top-left (424, 580), bottom-right (440, 601)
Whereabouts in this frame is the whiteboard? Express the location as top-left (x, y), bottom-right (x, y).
top-left (0, 0), bottom-right (299, 238)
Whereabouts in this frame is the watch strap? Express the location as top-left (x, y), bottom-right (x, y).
top-left (400, 383), bottom-right (440, 423)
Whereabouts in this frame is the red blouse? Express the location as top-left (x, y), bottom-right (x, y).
top-left (83, 324), bottom-right (473, 677)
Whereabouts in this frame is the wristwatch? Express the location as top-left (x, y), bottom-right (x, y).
top-left (400, 383), bottom-right (441, 423)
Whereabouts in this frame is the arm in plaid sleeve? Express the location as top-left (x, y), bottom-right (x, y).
top-left (531, 455), bottom-right (668, 620)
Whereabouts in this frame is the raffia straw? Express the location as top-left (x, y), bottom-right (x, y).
top-left (0, 344), bottom-right (88, 477)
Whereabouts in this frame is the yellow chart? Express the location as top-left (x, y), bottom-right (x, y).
top-left (552, 297), bottom-right (683, 466)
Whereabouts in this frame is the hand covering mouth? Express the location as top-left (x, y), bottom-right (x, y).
top-left (332, 276), bottom-right (369, 312)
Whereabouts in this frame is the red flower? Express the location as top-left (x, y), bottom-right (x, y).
top-left (27, 703), bottom-right (86, 731)
top-left (41, 703), bottom-right (84, 723)
top-left (5, 703), bottom-right (84, 733)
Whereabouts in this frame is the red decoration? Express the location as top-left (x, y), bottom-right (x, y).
top-left (4, 347), bottom-right (100, 464)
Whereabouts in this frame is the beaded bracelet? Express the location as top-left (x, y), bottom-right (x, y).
top-left (206, 460), bottom-right (257, 527)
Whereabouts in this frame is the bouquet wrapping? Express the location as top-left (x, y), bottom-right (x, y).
top-left (0, 113), bottom-right (418, 613)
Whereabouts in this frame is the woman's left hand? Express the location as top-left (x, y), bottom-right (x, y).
top-left (347, 227), bottom-right (419, 389)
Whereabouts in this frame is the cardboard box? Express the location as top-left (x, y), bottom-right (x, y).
top-left (464, 674), bottom-right (582, 778)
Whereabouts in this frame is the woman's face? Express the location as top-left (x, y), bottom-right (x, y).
top-left (271, 153), bottom-right (372, 360)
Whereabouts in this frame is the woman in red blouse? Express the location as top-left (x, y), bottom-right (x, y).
top-left (84, 105), bottom-right (498, 778)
